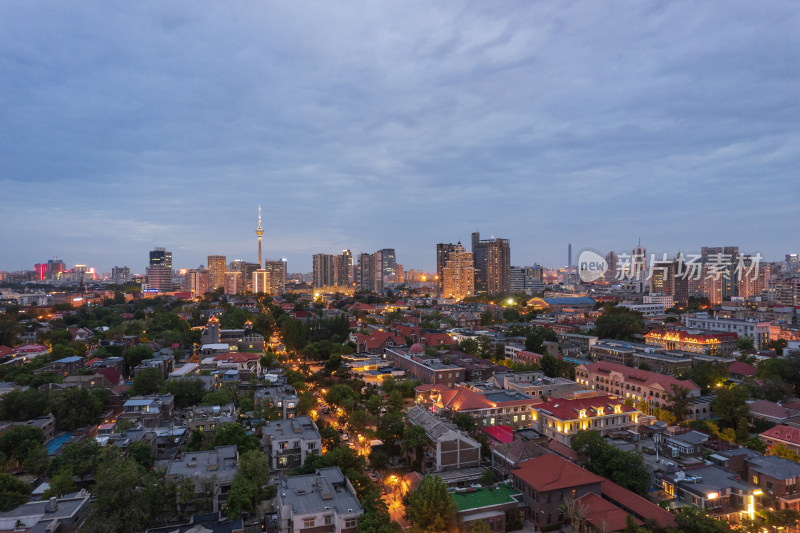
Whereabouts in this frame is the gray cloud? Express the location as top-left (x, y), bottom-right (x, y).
top-left (0, 1), bottom-right (798, 273)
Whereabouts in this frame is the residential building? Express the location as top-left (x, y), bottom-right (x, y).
top-left (471, 232), bottom-right (511, 296)
top-left (262, 416), bottom-right (321, 471)
top-left (714, 448), bottom-right (800, 512)
top-left (356, 253), bottom-right (375, 292)
top-left (441, 242), bottom-right (474, 301)
top-left (0, 490), bottom-right (91, 532)
top-left (416, 384), bottom-right (540, 430)
top-left (255, 380), bottom-right (299, 419)
top-left (436, 243), bottom-right (457, 295)
top-left (685, 314), bottom-right (770, 350)
top-left (406, 406), bottom-right (481, 473)
top-left (760, 425), bottom-right (800, 456)
top-left (148, 247), bottom-right (173, 292)
top-left (277, 467), bottom-right (362, 533)
top-left (111, 266), bottom-right (131, 284)
top-left (207, 255), bottom-right (227, 291)
top-left (498, 372), bottom-right (582, 400)
top-left (186, 268), bottom-right (211, 297)
top-left (264, 260), bottom-right (287, 295)
top-left (386, 346), bottom-right (465, 386)
top-left (165, 445), bottom-right (238, 513)
top-left (662, 465), bottom-right (760, 524)
top-left (313, 254), bottom-right (336, 288)
top-left (532, 395), bottom-right (640, 446)
top-left (121, 394), bottom-right (175, 427)
top-left (335, 250), bottom-right (352, 287)
top-left (376, 248), bottom-right (397, 285)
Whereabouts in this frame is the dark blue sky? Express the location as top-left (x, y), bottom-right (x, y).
top-left (1, 2), bottom-right (798, 274)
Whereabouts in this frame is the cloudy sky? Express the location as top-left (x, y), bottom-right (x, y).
top-left (1, 2), bottom-right (798, 274)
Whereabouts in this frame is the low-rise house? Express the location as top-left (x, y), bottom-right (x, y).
top-left (760, 425), bottom-right (800, 456)
top-left (664, 430), bottom-right (709, 457)
top-left (662, 465), bottom-right (761, 523)
top-left (491, 439), bottom-right (549, 479)
top-left (262, 416), bottom-right (322, 472)
top-left (165, 445), bottom-right (239, 513)
top-left (255, 381), bottom-right (299, 419)
top-left (531, 395), bottom-right (640, 446)
top-left (184, 404), bottom-right (238, 439)
top-left (713, 448), bottom-right (800, 512)
top-left (387, 346), bottom-right (466, 387)
top-left (277, 467), bottom-right (362, 533)
top-left (747, 400), bottom-right (799, 427)
top-left (451, 483), bottom-right (524, 533)
top-left (496, 372), bottom-right (582, 400)
top-left (0, 490), bottom-right (91, 532)
top-left (417, 384), bottom-right (540, 430)
top-left (121, 394), bottom-right (175, 427)
top-left (405, 406), bottom-right (481, 473)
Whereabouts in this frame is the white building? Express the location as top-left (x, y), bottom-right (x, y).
top-left (685, 313), bottom-right (770, 349)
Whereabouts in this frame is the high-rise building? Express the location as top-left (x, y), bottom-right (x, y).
top-left (701, 246), bottom-right (739, 301)
top-left (631, 240), bottom-right (647, 281)
top-left (47, 258), bottom-right (66, 281)
top-left (264, 260), bottom-right (287, 295)
top-left (395, 263), bottom-right (403, 286)
top-left (186, 268), bottom-right (210, 297)
top-left (377, 248), bottom-right (396, 285)
top-left (604, 251), bottom-right (618, 282)
top-left (471, 232), bottom-right (511, 296)
top-left (357, 253), bottom-right (375, 292)
top-left (510, 265), bottom-right (545, 294)
top-left (111, 266), bottom-right (131, 285)
top-left (148, 247), bottom-right (173, 292)
top-left (436, 243), bottom-right (457, 295)
top-left (442, 243), bottom-right (474, 300)
top-left (255, 205), bottom-right (264, 268)
top-left (224, 271), bottom-right (243, 295)
top-left (207, 255), bottom-right (227, 291)
top-left (312, 254), bottom-right (336, 288)
top-left (335, 250), bottom-right (352, 287)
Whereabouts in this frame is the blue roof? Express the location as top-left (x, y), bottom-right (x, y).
top-left (542, 297), bottom-right (596, 305)
top-left (54, 356), bottom-right (83, 363)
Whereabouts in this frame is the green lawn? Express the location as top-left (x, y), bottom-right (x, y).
top-left (451, 484), bottom-right (521, 511)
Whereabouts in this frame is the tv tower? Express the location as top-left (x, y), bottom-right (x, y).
top-left (255, 205), bottom-right (264, 268)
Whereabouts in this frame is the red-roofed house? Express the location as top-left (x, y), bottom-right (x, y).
top-left (512, 454), bottom-right (677, 530)
top-left (575, 361), bottom-right (709, 419)
top-left (349, 302), bottom-right (376, 314)
top-left (512, 350), bottom-right (544, 365)
top-left (353, 331), bottom-right (406, 355)
top-left (729, 361), bottom-right (757, 381)
top-left (761, 425), bottom-right (800, 456)
top-left (0, 346), bottom-right (14, 359)
top-left (420, 332), bottom-right (458, 350)
top-left (532, 395), bottom-right (640, 446)
top-left (212, 353), bottom-right (261, 374)
top-left (422, 384), bottom-right (542, 430)
top-left (483, 425), bottom-right (514, 445)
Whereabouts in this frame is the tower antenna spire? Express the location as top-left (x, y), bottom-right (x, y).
top-left (255, 205), bottom-right (264, 267)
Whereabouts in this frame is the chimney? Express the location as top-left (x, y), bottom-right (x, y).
top-left (46, 497), bottom-right (58, 513)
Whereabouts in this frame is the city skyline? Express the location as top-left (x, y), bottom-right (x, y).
top-left (1, 2), bottom-right (798, 273)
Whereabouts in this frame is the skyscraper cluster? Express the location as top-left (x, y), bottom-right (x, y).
top-left (437, 232), bottom-right (512, 301)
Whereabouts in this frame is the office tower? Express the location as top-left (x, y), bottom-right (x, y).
top-left (395, 263), bottom-right (403, 286)
top-left (436, 243), bottom-right (457, 295)
top-left (224, 271), bottom-right (243, 295)
top-left (649, 259), bottom-right (675, 295)
top-left (312, 254), bottom-right (336, 288)
top-left (186, 268), bottom-right (210, 297)
top-left (442, 242), bottom-right (474, 300)
top-left (511, 265), bottom-right (545, 294)
top-left (604, 251), bottom-right (618, 282)
top-left (510, 267), bottom-right (525, 293)
top-left (264, 260), bottom-right (286, 295)
top-left (631, 240), bottom-right (647, 281)
top-left (207, 255), bottom-right (226, 290)
top-left (335, 250), bottom-right (353, 287)
top-left (148, 247), bottom-right (173, 292)
top-left (34, 263), bottom-right (47, 280)
top-left (357, 253), bottom-right (375, 292)
top-left (255, 204), bottom-right (264, 268)
top-left (786, 254), bottom-right (799, 274)
top-left (377, 248), bottom-right (396, 285)
top-left (471, 232), bottom-right (511, 296)
top-left (111, 266), bottom-right (131, 284)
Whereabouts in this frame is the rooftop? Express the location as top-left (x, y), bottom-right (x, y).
top-left (451, 484), bottom-right (521, 512)
top-left (279, 467), bottom-right (362, 517)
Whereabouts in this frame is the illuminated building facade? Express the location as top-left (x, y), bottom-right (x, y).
top-left (335, 250), bottom-right (352, 287)
top-left (645, 328), bottom-right (738, 355)
top-left (263, 260), bottom-right (286, 295)
top-left (186, 268), bottom-right (210, 297)
top-left (207, 255), bottom-right (226, 291)
top-left (532, 395), bottom-right (639, 446)
top-left (312, 254), bottom-right (335, 288)
top-left (436, 243), bottom-right (457, 295)
top-left (441, 243), bottom-right (474, 301)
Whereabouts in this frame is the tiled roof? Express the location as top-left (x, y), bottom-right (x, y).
top-left (213, 353), bottom-right (260, 363)
top-left (443, 387), bottom-right (494, 411)
top-left (761, 425), bottom-right (800, 446)
top-left (728, 361), bottom-right (757, 376)
top-left (421, 333), bottom-right (457, 346)
top-left (0, 346), bottom-right (13, 357)
top-left (748, 400), bottom-right (797, 421)
top-left (580, 361), bottom-right (699, 392)
top-left (513, 454), bottom-right (603, 491)
top-left (492, 439), bottom-right (549, 463)
top-left (535, 395), bottom-right (635, 421)
top-left (600, 481), bottom-right (677, 528)
top-left (482, 425), bottom-right (514, 444)
top-left (577, 492), bottom-right (641, 532)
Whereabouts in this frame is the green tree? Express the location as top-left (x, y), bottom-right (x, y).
top-left (405, 474), bottom-right (457, 533)
top-left (365, 394), bottom-right (383, 416)
top-left (403, 425), bottom-right (427, 466)
top-left (49, 440), bottom-right (102, 482)
top-left (376, 411), bottom-right (406, 449)
top-left (296, 391), bottom-right (317, 416)
top-left (124, 345), bottom-right (154, 376)
top-left (767, 442), bottom-right (800, 462)
top-left (673, 505), bottom-right (730, 533)
top-left (571, 430), bottom-right (650, 496)
top-left (713, 384), bottom-right (749, 429)
top-left (737, 337), bottom-right (755, 351)
top-left (0, 426), bottom-right (45, 467)
top-left (0, 389), bottom-right (50, 421)
top-left (664, 385), bottom-right (691, 425)
top-left (458, 338), bottom-right (479, 355)
top-left (226, 449), bottom-right (273, 518)
top-left (130, 367), bottom-right (164, 396)
top-left (50, 387), bottom-right (107, 430)
top-left (453, 413), bottom-right (476, 432)
top-left (201, 388), bottom-right (235, 406)
top-left (0, 472), bottom-right (31, 511)
top-left (185, 429), bottom-right (207, 452)
top-left (213, 423), bottom-right (260, 452)
top-left (164, 379), bottom-right (205, 409)
top-left (128, 441), bottom-right (155, 469)
top-left (594, 305), bottom-right (644, 340)
top-left (42, 468), bottom-right (76, 499)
